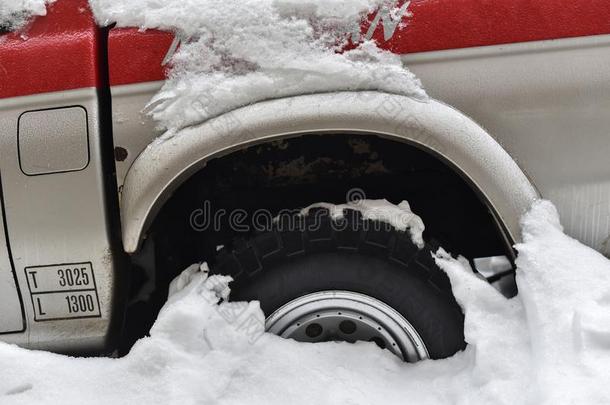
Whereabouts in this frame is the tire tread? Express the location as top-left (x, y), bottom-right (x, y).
top-left (212, 207), bottom-right (453, 296)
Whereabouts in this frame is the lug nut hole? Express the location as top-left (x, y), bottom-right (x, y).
top-left (339, 320), bottom-right (357, 334)
top-left (305, 323), bottom-right (323, 338)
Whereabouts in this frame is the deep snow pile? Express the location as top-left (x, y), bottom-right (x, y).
top-left (88, 0), bottom-right (426, 132)
top-left (2, 200), bottom-right (610, 404)
top-left (0, 0), bottom-right (52, 30)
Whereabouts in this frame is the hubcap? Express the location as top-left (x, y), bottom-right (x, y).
top-left (265, 291), bottom-right (429, 361)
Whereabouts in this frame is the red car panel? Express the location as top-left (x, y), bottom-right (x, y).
top-left (108, 28), bottom-right (173, 87)
top-left (107, 0), bottom-right (610, 86)
top-left (379, 0), bottom-right (610, 54)
top-left (2, 0), bottom-right (610, 95)
top-left (0, 0), bottom-right (100, 99)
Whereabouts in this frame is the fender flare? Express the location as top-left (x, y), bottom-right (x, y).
top-left (121, 91), bottom-right (539, 253)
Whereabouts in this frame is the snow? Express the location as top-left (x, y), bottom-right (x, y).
top-left (302, 199), bottom-right (425, 248)
top-left (0, 0), bottom-right (52, 30)
top-left (2, 200), bottom-right (610, 404)
top-left (88, 0), bottom-right (427, 133)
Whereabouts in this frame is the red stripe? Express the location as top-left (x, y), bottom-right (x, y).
top-left (108, 29), bottom-right (174, 86)
top-left (0, 0), bottom-right (100, 99)
top-left (3, 0), bottom-right (610, 94)
top-left (108, 0), bottom-right (610, 86)
top-left (375, 0), bottom-right (610, 53)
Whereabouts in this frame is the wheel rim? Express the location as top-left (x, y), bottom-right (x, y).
top-left (265, 290), bottom-right (429, 361)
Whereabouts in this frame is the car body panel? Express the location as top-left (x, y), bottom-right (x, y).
top-left (108, 29), bottom-right (173, 87)
top-left (0, 1), bottom-right (121, 352)
top-left (105, 0), bottom-right (610, 85)
top-left (0, 88), bottom-right (120, 352)
top-left (404, 34), bottom-right (610, 255)
top-left (0, 192), bottom-right (25, 334)
top-left (0, 0), bottom-right (100, 100)
top-left (379, 0), bottom-right (610, 54)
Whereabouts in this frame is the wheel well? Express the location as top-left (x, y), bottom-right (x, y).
top-left (120, 132), bottom-right (511, 351)
top-left (151, 132), bottom-right (511, 267)
top-left (152, 135), bottom-right (506, 275)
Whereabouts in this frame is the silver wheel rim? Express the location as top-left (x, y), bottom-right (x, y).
top-left (265, 290), bottom-right (429, 361)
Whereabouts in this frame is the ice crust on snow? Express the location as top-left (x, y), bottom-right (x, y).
top-left (302, 199), bottom-right (425, 248)
top-left (0, 0), bottom-right (52, 30)
top-left (2, 200), bottom-right (610, 404)
top-left (88, 0), bottom-right (427, 132)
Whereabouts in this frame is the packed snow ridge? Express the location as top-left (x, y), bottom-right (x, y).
top-left (302, 199), bottom-right (426, 248)
top-left (0, 0), bottom-right (52, 30)
top-left (88, 0), bottom-right (427, 133)
top-left (2, 200), bottom-right (610, 404)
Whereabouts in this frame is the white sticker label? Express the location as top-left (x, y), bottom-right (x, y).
top-left (31, 291), bottom-right (100, 321)
top-left (26, 263), bottom-right (95, 293)
top-left (25, 262), bottom-right (101, 321)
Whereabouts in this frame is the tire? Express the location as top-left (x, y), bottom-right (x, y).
top-left (211, 206), bottom-right (465, 359)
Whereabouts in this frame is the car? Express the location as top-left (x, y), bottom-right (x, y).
top-left (1, 0), bottom-right (609, 359)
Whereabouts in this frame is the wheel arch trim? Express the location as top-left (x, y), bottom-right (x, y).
top-left (120, 91), bottom-right (539, 253)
